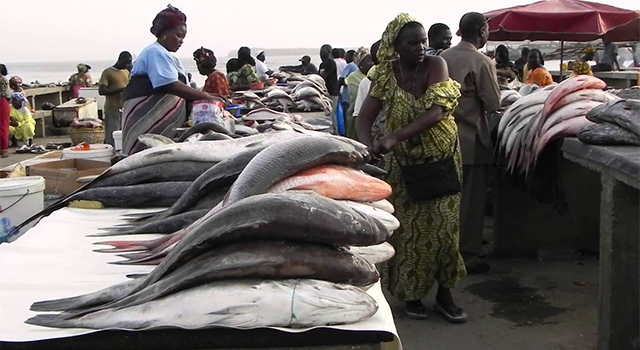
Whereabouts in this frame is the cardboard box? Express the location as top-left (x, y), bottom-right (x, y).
top-left (29, 159), bottom-right (109, 196)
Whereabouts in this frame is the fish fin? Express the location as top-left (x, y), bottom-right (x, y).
top-left (244, 140), bottom-right (266, 148)
top-left (25, 314), bottom-right (74, 328)
top-left (205, 304), bottom-right (260, 327)
top-left (146, 149), bottom-right (174, 158)
top-left (125, 273), bottom-right (148, 279)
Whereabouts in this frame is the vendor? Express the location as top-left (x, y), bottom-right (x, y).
top-left (232, 47), bottom-right (260, 90)
top-left (495, 45), bottom-right (518, 86)
top-left (121, 4), bottom-right (224, 155)
top-left (9, 76), bottom-right (34, 112)
top-left (9, 93), bottom-right (35, 146)
top-left (255, 51), bottom-right (273, 79)
top-left (525, 49), bottom-right (553, 87)
top-left (69, 64), bottom-right (93, 99)
top-left (193, 47), bottom-right (231, 98)
top-left (279, 56), bottom-right (318, 75)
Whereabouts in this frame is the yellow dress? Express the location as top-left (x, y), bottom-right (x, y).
top-left (369, 63), bottom-right (467, 301)
top-left (9, 106), bottom-right (36, 142)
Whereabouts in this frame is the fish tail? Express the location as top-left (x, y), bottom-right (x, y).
top-left (92, 240), bottom-right (151, 253)
top-left (120, 211), bottom-right (163, 222)
top-left (111, 251), bottom-right (166, 266)
top-left (25, 313), bottom-right (77, 328)
top-left (30, 294), bottom-right (98, 312)
top-left (88, 227), bottom-right (137, 237)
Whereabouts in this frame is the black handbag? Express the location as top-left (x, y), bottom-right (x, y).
top-left (400, 154), bottom-right (461, 202)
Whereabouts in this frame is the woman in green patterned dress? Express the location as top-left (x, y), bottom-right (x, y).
top-left (356, 13), bottom-right (467, 322)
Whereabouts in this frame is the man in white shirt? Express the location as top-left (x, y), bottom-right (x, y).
top-left (255, 51), bottom-right (272, 79)
top-left (332, 48), bottom-right (347, 78)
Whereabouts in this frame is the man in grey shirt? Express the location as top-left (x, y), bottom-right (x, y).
top-left (441, 12), bottom-right (501, 274)
top-left (594, 39), bottom-right (620, 72)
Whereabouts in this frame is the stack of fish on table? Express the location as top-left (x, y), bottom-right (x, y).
top-left (578, 98), bottom-right (640, 146)
top-left (496, 75), bottom-right (619, 175)
top-left (234, 74), bottom-right (333, 116)
top-left (17, 132), bottom-right (400, 331)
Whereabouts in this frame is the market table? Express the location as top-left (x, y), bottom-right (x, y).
top-left (561, 138), bottom-right (639, 350)
top-left (0, 208), bottom-right (401, 350)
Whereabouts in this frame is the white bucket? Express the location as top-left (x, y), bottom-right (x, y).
top-left (0, 176), bottom-right (45, 243)
top-left (113, 131), bottom-right (123, 151)
top-left (62, 144), bottom-right (113, 164)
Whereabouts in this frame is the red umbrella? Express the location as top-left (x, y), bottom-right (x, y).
top-left (484, 0), bottom-right (639, 77)
top-left (484, 0), bottom-right (639, 42)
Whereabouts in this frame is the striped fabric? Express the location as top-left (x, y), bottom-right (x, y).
top-left (121, 94), bottom-right (186, 155)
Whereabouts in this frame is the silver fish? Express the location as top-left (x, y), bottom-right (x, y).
top-left (26, 279), bottom-right (377, 330)
top-left (224, 136), bottom-right (369, 206)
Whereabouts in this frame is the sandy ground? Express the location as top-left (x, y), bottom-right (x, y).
top-left (389, 258), bottom-right (598, 350)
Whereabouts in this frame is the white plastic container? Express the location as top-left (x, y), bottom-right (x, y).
top-left (62, 144), bottom-right (114, 164)
top-left (113, 131), bottom-right (123, 151)
top-left (0, 176), bottom-right (46, 243)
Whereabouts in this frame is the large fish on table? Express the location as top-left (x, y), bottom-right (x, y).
top-left (66, 182), bottom-right (193, 208)
top-left (578, 122), bottom-right (640, 146)
top-left (81, 161), bottom-right (215, 189)
top-left (538, 100), bottom-right (603, 137)
top-left (586, 99), bottom-right (640, 136)
top-left (551, 89), bottom-right (618, 114)
top-left (497, 90), bottom-right (551, 139)
top-left (538, 75), bottom-right (606, 130)
top-left (108, 192), bottom-right (390, 267)
top-left (30, 240), bottom-right (379, 316)
top-left (33, 193), bottom-right (390, 312)
top-left (268, 165), bottom-right (391, 202)
top-left (26, 279), bottom-right (377, 330)
top-left (135, 146), bottom-right (268, 224)
top-left (533, 116), bottom-right (595, 163)
top-left (224, 136), bottom-right (369, 206)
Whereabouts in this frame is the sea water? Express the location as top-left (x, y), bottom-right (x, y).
top-left (4, 54), bottom-right (322, 88)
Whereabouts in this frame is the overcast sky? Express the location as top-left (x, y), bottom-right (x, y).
top-left (2, 0), bottom-right (637, 63)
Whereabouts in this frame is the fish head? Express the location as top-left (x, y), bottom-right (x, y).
top-left (290, 280), bottom-right (378, 327)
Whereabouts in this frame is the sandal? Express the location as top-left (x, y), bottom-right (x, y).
top-left (29, 145), bottom-right (47, 154)
top-left (405, 301), bottom-right (429, 320)
top-left (435, 303), bottom-right (468, 324)
top-left (16, 145), bottom-right (31, 154)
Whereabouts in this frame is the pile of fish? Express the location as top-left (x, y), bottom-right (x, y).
top-left (234, 75), bottom-right (333, 116)
top-left (497, 75), bottom-right (618, 175)
top-left (578, 99), bottom-right (640, 146)
top-left (24, 135), bottom-right (399, 331)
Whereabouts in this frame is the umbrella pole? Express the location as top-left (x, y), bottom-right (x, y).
top-left (559, 40), bottom-right (564, 81)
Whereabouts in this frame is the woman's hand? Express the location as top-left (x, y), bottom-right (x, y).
top-left (373, 134), bottom-right (399, 157)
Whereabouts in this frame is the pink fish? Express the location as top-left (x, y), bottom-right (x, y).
top-left (551, 89), bottom-right (617, 114)
top-left (539, 76), bottom-right (606, 128)
top-left (533, 116), bottom-right (595, 163)
top-left (539, 100), bottom-right (602, 137)
top-left (268, 165), bottom-right (392, 202)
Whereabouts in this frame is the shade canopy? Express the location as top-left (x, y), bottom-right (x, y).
top-left (484, 0), bottom-right (640, 42)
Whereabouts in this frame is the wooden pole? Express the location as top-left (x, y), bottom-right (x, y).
top-left (559, 40), bottom-right (565, 81)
